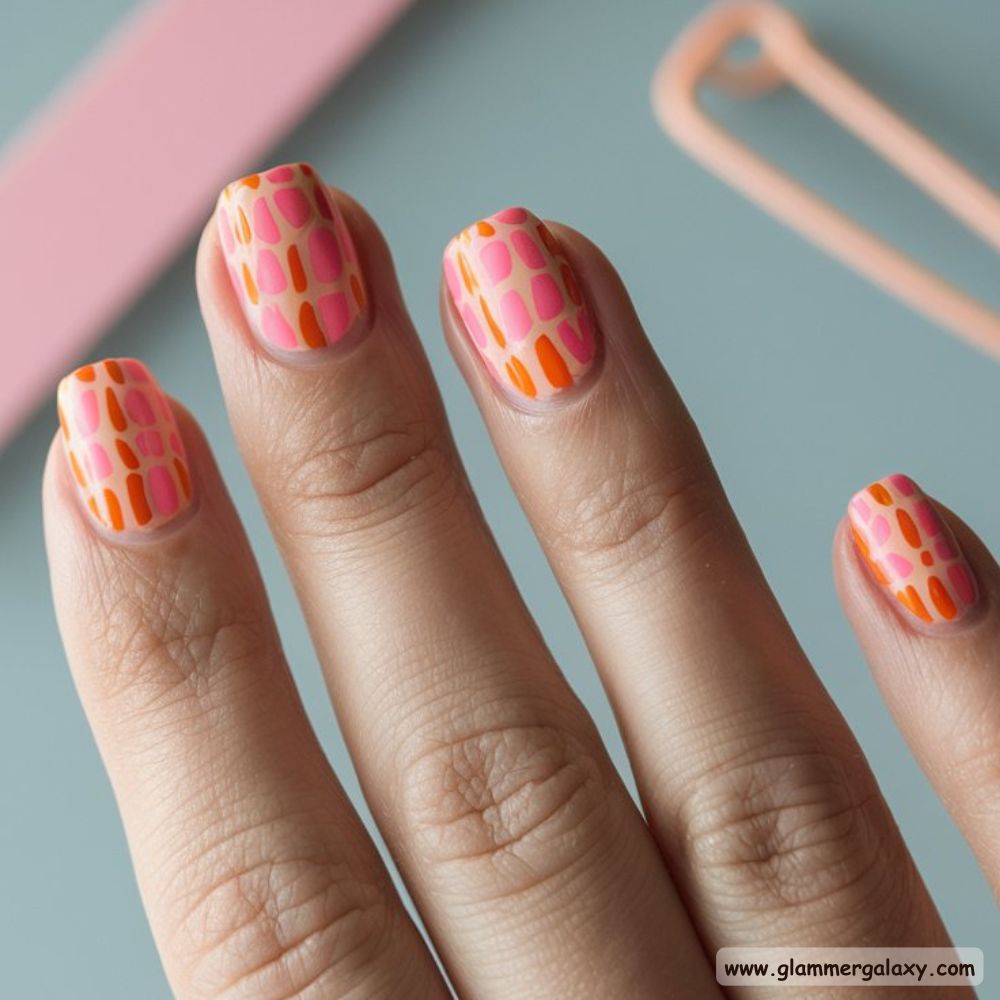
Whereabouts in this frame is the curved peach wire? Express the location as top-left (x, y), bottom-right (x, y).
top-left (652, 1), bottom-right (1000, 358)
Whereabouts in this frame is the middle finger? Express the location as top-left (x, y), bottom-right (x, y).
top-left (198, 165), bottom-right (716, 998)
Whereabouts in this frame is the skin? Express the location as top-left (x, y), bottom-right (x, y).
top-left (43, 190), bottom-right (1000, 999)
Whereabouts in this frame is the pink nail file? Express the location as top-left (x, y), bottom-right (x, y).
top-left (0, 0), bottom-right (412, 448)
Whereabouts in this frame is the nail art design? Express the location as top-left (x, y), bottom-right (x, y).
top-left (443, 207), bottom-right (596, 401)
top-left (216, 163), bottom-right (366, 353)
top-left (57, 359), bottom-right (193, 533)
top-left (848, 474), bottom-right (978, 624)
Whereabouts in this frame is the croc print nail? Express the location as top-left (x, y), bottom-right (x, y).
top-left (216, 163), bottom-right (366, 354)
top-left (58, 359), bottom-right (193, 533)
top-left (444, 207), bottom-right (597, 401)
top-left (848, 474), bottom-right (978, 625)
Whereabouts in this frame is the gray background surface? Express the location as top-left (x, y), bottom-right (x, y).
top-left (2, 1), bottom-right (998, 995)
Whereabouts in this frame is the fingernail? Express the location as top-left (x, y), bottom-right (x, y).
top-left (848, 474), bottom-right (979, 625)
top-left (443, 207), bottom-right (597, 402)
top-left (216, 163), bottom-right (366, 355)
top-left (57, 359), bottom-right (193, 534)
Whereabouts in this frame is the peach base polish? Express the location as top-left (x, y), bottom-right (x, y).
top-left (444, 207), bottom-right (596, 402)
top-left (216, 163), bottom-right (366, 355)
top-left (58, 359), bottom-right (193, 533)
top-left (848, 474), bottom-right (978, 625)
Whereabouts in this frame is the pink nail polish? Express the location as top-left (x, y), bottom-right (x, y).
top-left (848, 474), bottom-right (979, 625)
top-left (58, 359), bottom-right (193, 533)
top-left (216, 163), bottom-right (366, 355)
top-left (443, 207), bottom-right (597, 402)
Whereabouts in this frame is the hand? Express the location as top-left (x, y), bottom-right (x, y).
top-left (45, 164), bottom-right (997, 998)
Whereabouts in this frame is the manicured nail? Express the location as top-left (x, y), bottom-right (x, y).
top-left (848, 474), bottom-right (978, 625)
top-left (216, 163), bottom-right (366, 354)
top-left (57, 359), bottom-right (193, 533)
top-left (443, 207), bottom-right (597, 402)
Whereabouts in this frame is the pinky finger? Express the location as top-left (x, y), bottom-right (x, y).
top-left (835, 472), bottom-right (1000, 897)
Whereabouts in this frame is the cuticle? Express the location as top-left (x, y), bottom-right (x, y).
top-left (81, 490), bottom-right (201, 546)
top-left (254, 308), bottom-right (374, 369)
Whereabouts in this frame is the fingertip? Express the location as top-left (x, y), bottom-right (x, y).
top-left (195, 211), bottom-right (224, 305)
top-left (543, 220), bottom-right (646, 343)
top-left (202, 165), bottom-right (421, 373)
top-left (837, 476), bottom-right (989, 639)
top-left (330, 187), bottom-right (398, 284)
top-left (196, 213), bottom-right (250, 355)
top-left (42, 427), bottom-right (87, 576)
top-left (42, 427), bottom-right (65, 507)
top-left (438, 208), bottom-right (613, 412)
top-left (832, 513), bottom-right (885, 637)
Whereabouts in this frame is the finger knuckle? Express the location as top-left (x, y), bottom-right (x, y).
top-left (167, 840), bottom-right (396, 999)
top-left (273, 388), bottom-right (461, 540)
top-left (90, 561), bottom-right (275, 709)
top-left (399, 722), bottom-right (612, 903)
top-left (543, 449), bottom-right (722, 575)
top-left (678, 737), bottom-right (916, 932)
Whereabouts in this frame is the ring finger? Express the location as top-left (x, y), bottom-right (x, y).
top-left (439, 207), bottom-right (955, 965)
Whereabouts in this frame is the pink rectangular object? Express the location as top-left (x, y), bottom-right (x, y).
top-left (0, 0), bottom-right (412, 447)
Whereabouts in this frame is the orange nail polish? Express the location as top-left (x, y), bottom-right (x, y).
top-left (848, 474), bottom-right (978, 625)
top-left (58, 359), bottom-right (193, 533)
